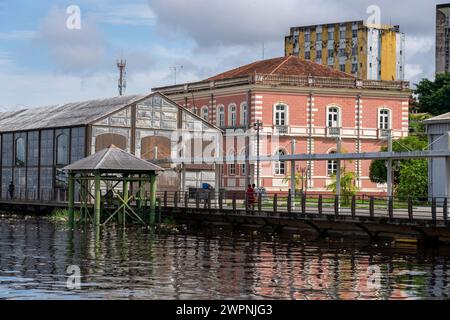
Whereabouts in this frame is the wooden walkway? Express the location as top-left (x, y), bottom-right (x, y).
top-left (1, 192), bottom-right (450, 244)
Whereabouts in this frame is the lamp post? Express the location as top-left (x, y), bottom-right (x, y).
top-left (253, 120), bottom-right (263, 188)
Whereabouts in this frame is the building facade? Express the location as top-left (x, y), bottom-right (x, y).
top-left (285, 21), bottom-right (405, 81)
top-left (0, 93), bottom-right (222, 201)
top-left (154, 56), bottom-right (410, 195)
top-left (436, 4), bottom-right (450, 74)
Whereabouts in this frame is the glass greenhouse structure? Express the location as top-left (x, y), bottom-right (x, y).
top-left (0, 92), bottom-right (222, 201)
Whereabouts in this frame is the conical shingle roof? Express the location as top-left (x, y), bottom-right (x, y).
top-left (64, 145), bottom-right (164, 174)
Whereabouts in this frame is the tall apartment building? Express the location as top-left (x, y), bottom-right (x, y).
top-left (436, 4), bottom-right (450, 74)
top-left (285, 21), bottom-right (405, 81)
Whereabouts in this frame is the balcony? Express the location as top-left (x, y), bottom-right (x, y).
top-left (274, 125), bottom-right (289, 135)
top-left (378, 129), bottom-right (392, 139)
top-left (327, 127), bottom-right (342, 137)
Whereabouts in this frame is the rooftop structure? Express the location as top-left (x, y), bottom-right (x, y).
top-left (285, 20), bottom-right (405, 81)
top-left (155, 56), bottom-right (409, 96)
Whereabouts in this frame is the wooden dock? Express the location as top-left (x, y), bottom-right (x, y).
top-left (1, 192), bottom-right (450, 244)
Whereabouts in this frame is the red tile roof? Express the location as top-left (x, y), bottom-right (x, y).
top-left (205, 56), bottom-right (356, 81)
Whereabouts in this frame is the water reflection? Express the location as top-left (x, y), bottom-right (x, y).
top-left (0, 216), bottom-right (450, 299)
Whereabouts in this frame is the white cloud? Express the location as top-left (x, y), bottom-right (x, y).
top-left (405, 36), bottom-right (434, 56)
top-left (98, 3), bottom-right (156, 26)
top-left (0, 30), bottom-right (36, 41)
top-left (34, 7), bottom-right (107, 74)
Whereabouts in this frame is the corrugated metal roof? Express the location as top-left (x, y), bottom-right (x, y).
top-left (64, 145), bottom-right (164, 173)
top-left (424, 112), bottom-right (450, 124)
top-left (0, 94), bottom-right (145, 133)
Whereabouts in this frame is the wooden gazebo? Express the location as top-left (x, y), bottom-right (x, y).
top-left (63, 145), bottom-right (164, 228)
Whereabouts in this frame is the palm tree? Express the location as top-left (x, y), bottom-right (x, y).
top-left (326, 168), bottom-right (359, 205)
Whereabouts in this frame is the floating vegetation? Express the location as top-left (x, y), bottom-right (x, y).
top-left (156, 217), bottom-right (180, 233)
top-left (49, 208), bottom-right (80, 224)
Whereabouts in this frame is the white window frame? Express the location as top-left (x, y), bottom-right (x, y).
top-left (201, 106), bottom-right (209, 122)
top-left (327, 106), bottom-right (341, 128)
top-left (274, 149), bottom-right (286, 176)
top-left (229, 104), bottom-right (237, 127)
top-left (273, 103), bottom-right (288, 126)
top-left (217, 105), bottom-right (225, 127)
top-left (241, 163), bottom-right (246, 176)
top-left (240, 102), bottom-right (248, 126)
top-left (229, 163), bottom-right (236, 176)
top-left (327, 150), bottom-right (337, 177)
top-left (378, 108), bottom-right (391, 130)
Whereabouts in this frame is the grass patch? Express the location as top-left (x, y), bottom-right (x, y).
top-left (49, 208), bottom-right (80, 223)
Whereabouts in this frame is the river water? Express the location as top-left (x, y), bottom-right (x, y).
top-left (0, 215), bottom-right (449, 300)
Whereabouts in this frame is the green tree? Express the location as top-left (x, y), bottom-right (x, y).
top-left (414, 73), bottom-right (450, 116)
top-left (326, 168), bottom-right (359, 205)
top-left (409, 113), bottom-right (432, 137)
top-left (369, 135), bottom-right (428, 197)
top-left (396, 160), bottom-right (428, 200)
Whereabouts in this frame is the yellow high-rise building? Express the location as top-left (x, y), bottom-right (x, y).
top-left (285, 21), bottom-right (405, 81)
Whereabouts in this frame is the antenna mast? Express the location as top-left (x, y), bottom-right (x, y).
top-left (170, 65), bottom-right (183, 85)
top-left (117, 58), bottom-right (127, 96)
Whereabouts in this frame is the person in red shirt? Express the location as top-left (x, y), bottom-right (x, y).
top-left (246, 184), bottom-right (255, 210)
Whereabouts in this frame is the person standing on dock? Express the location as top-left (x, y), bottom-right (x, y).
top-left (8, 181), bottom-right (15, 200)
top-left (246, 184), bottom-right (255, 210)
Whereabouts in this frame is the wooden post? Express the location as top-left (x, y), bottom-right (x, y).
top-left (219, 191), bottom-right (223, 210)
top-left (122, 176), bottom-right (129, 228)
top-left (258, 194), bottom-right (262, 215)
top-left (208, 192), bottom-right (211, 210)
top-left (184, 191), bottom-right (188, 209)
top-left (432, 197), bottom-right (437, 224)
top-left (388, 196), bottom-right (394, 220)
top-left (302, 192), bottom-right (306, 214)
top-left (369, 196), bottom-right (375, 219)
top-left (318, 195), bottom-right (323, 216)
top-left (351, 195), bottom-right (356, 219)
top-left (196, 192), bottom-right (200, 209)
top-left (273, 194), bottom-right (278, 215)
top-left (149, 174), bottom-right (157, 225)
top-left (334, 195), bottom-right (339, 218)
top-left (68, 173), bottom-right (75, 228)
top-left (408, 197), bottom-right (413, 221)
top-left (232, 193), bottom-right (237, 213)
top-left (444, 198), bottom-right (448, 223)
top-left (94, 173), bottom-right (101, 227)
top-left (137, 174), bottom-right (142, 210)
top-left (287, 193), bottom-right (292, 215)
top-left (164, 191), bottom-right (167, 208)
top-left (174, 191), bottom-right (178, 208)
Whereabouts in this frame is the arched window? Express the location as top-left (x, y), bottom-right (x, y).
top-left (275, 104), bottom-right (287, 126)
top-left (56, 134), bottom-right (69, 165)
top-left (240, 103), bottom-right (248, 126)
top-left (229, 104), bottom-right (237, 126)
top-left (217, 105), bottom-right (225, 127)
top-left (15, 137), bottom-right (25, 167)
top-left (201, 106), bottom-right (209, 121)
top-left (327, 151), bottom-right (337, 177)
top-left (328, 107), bottom-right (340, 128)
top-left (379, 109), bottom-right (390, 130)
top-left (274, 149), bottom-right (286, 175)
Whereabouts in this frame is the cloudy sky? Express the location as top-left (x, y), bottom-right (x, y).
top-left (0, 0), bottom-right (442, 110)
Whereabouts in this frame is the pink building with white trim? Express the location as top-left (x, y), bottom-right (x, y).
top-left (154, 56), bottom-right (410, 195)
